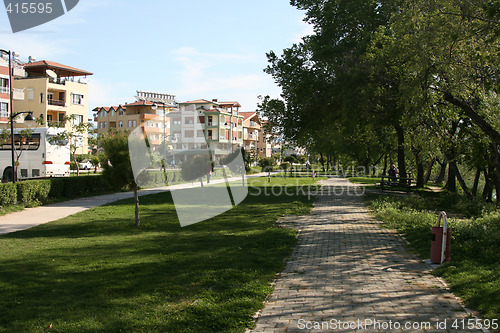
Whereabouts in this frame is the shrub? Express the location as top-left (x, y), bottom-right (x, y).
top-left (48, 178), bottom-right (65, 198)
top-left (280, 162), bottom-right (290, 171)
top-left (0, 183), bottom-right (16, 206)
top-left (284, 155), bottom-right (298, 164)
top-left (35, 179), bottom-right (51, 203)
top-left (16, 181), bottom-right (39, 206)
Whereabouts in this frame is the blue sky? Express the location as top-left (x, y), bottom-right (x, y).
top-left (0, 0), bottom-right (312, 116)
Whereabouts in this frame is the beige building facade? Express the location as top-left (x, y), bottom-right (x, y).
top-left (11, 60), bottom-right (92, 154)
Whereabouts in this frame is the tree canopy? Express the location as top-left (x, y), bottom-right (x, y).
top-left (259, 0), bottom-right (500, 197)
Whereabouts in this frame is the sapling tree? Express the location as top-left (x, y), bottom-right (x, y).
top-left (47, 114), bottom-right (93, 176)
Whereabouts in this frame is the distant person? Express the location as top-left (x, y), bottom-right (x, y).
top-left (388, 164), bottom-right (398, 182)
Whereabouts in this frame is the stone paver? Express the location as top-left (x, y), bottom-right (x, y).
top-left (251, 178), bottom-right (482, 333)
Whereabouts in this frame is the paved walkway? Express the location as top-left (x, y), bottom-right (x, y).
top-left (251, 178), bottom-right (482, 333)
top-left (0, 173), bottom-right (268, 236)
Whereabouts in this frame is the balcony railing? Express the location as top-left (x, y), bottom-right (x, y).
top-left (48, 99), bottom-right (66, 107)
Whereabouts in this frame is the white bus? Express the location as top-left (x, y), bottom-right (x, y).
top-left (0, 127), bottom-right (71, 181)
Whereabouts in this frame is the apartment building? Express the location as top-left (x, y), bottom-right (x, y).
top-left (256, 120), bottom-right (275, 158)
top-left (170, 99), bottom-right (244, 162)
top-left (93, 91), bottom-right (176, 147)
top-left (0, 53), bottom-right (27, 123)
top-left (239, 112), bottom-right (260, 158)
top-left (10, 59), bottom-right (92, 154)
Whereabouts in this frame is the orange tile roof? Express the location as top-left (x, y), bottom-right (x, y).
top-left (239, 112), bottom-right (258, 121)
top-left (181, 99), bottom-right (214, 104)
top-left (24, 60), bottom-right (93, 76)
top-left (219, 101), bottom-right (241, 107)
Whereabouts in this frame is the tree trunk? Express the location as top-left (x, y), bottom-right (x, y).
top-left (394, 124), bottom-right (407, 182)
top-left (383, 155), bottom-right (388, 176)
top-left (435, 159), bottom-right (447, 184)
top-left (73, 153), bottom-right (80, 176)
top-left (483, 167), bottom-right (493, 202)
top-left (445, 162), bottom-right (457, 192)
top-left (471, 168), bottom-right (481, 197)
top-left (492, 144), bottom-right (500, 202)
top-left (320, 153), bottom-right (325, 172)
top-left (444, 92), bottom-right (500, 145)
top-left (134, 184), bottom-right (140, 227)
top-left (412, 147), bottom-right (425, 188)
top-left (423, 157), bottom-right (436, 184)
top-left (450, 162), bottom-right (473, 200)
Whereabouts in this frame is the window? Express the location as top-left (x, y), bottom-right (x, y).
top-left (27, 88), bottom-right (34, 100)
top-left (0, 78), bottom-right (8, 93)
top-left (32, 169), bottom-right (40, 177)
top-left (185, 117), bottom-right (194, 124)
top-left (119, 109), bottom-right (124, 115)
top-left (72, 115), bottom-right (83, 125)
top-left (173, 120), bottom-right (181, 125)
top-left (132, 120), bottom-right (137, 127)
top-left (72, 94), bottom-right (84, 105)
top-left (104, 122), bottom-right (107, 128)
top-left (40, 93), bottom-right (44, 103)
top-left (111, 109), bottom-right (115, 116)
top-left (197, 130), bottom-right (204, 137)
top-left (185, 130), bottom-right (194, 137)
top-left (0, 133), bottom-right (41, 151)
top-left (0, 102), bottom-right (8, 118)
top-left (119, 121), bottom-right (123, 128)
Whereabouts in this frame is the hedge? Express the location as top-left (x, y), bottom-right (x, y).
top-left (0, 182), bottom-right (17, 206)
top-left (0, 175), bottom-right (113, 207)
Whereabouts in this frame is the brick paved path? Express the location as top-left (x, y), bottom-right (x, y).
top-left (251, 178), bottom-right (481, 333)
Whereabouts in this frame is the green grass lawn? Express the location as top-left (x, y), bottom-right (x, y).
top-left (364, 191), bottom-right (500, 321)
top-left (0, 177), bottom-right (317, 333)
top-left (348, 176), bottom-right (380, 185)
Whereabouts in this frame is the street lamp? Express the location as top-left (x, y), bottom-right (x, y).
top-left (10, 111), bottom-right (35, 183)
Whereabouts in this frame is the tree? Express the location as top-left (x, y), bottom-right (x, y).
top-left (180, 155), bottom-right (210, 187)
top-left (368, 0), bottom-right (500, 196)
top-left (100, 131), bottom-right (141, 227)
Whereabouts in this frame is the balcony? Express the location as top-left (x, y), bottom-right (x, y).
top-left (48, 99), bottom-right (66, 107)
top-left (48, 77), bottom-right (88, 85)
top-left (244, 133), bottom-right (258, 141)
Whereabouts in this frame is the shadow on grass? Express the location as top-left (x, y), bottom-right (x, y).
top-left (0, 185), bottom-right (315, 333)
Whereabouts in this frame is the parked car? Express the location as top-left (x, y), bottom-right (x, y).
top-left (79, 160), bottom-right (93, 170)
